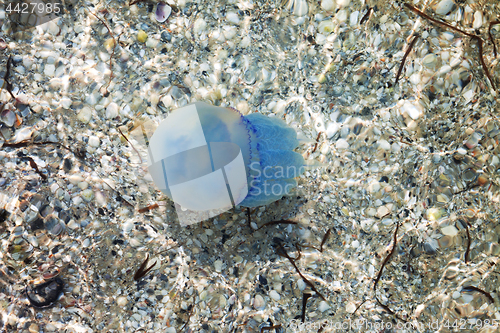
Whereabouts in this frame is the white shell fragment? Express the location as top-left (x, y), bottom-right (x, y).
top-left (155, 2), bottom-right (171, 23)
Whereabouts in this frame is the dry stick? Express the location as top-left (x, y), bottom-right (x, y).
top-left (277, 244), bottom-right (327, 301)
top-left (2, 55), bottom-right (15, 99)
top-left (404, 3), bottom-right (496, 91)
top-left (464, 220), bottom-right (472, 263)
top-left (360, 7), bottom-right (373, 25)
top-left (260, 324), bottom-right (282, 332)
top-left (488, 20), bottom-right (499, 58)
top-left (461, 286), bottom-right (494, 304)
top-left (372, 223), bottom-right (407, 321)
top-left (118, 127), bottom-right (143, 164)
top-left (301, 292), bottom-right (312, 322)
top-left (395, 34), bottom-right (419, 85)
top-left (133, 253), bottom-right (157, 281)
top-left (319, 228), bottom-right (331, 253)
top-left (25, 157), bottom-right (47, 180)
top-left (137, 203), bottom-right (159, 213)
top-left (311, 132), bottom-right (322, 154)
top-left (86, 8), bottom-right (116, 96)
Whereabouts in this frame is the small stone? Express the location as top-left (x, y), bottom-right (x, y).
top-left (434, 0), bottom-right (456, 15)
top-left (351, 240), bottom-right (360, 248)
top-left (137, 30), bottom-right (148, 43)
top-left (318, 301), bottom-right (330, 312)
top-left (44, 64), bottom-right (55, 76)
top-left (378, 139), bottom-right (391, 151)
top-left (213, 259), bottom-right (223, 273)
top-left (193, 18), bottom-right (207, 34)
top-left (321, 0), bottom-right (335, 11)
top-left (81, 189), bottom-right (94, 202)
top-left (28, 323), bottom-right (39, 333)
top-left (335, 138), bottom-right (349, 149)
top-left (60, 97), bottom-right (72, 109)
top-left (88, 136), bottom-right (100, 147)
top-left (473, 11), bottom-right (483, 29)
top-left (253, 294), bottom-right (266, 310)
top-left (226, 12), bottom-right (240, 24)
top-left (269, 290), bottom-right (280, 301)
top-left (77, 107), bottom-right (92, 123)
top-left (106, 102), bottom-right (119, 119)
top-left (441, 225), bottom-right (458, 237)
top-left (82, 238), bottom-right (90, 247)
top-left (117, 296), bottom-right (128, 307)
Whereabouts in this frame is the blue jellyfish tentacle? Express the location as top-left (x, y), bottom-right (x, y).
top-left (240, 113), bottom-right (305, 207)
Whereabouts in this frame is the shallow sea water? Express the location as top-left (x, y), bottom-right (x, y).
top-left (1, 0), bottom-right (500, 332)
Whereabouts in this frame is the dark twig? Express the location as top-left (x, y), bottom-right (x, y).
top-left (133, 254), bottom-right (157, 281)
top-left (461, 286), bottom-right (494, 304)
top-left (311, 132), bottom-right (322, 154)
top-left (352, 299), bottom-right (367, 316)
top-left (24, 157), bottom-right (47, 180)
top-left (277, 244), bottom-right (327, 301)
top-left (138, 203), bottom-right (159, 213)
top-left (260, 324), bottom-right (282, 332)
top-left (360, 7), bottom-right (373, 25)
top-left (373, 222), bottom-right (400, 291)
top-left (319, 229), bottom-right (331, 253)
top-left (301, 292), bottom-right (312, 322)
top-left (118, 127), bottom-right (143, 164)
top-left (86, 8), bottom-right (116, 96)
top-left (464, 220), bottom-right (471, 263)
top-left (395, 34), bottom-right (419, 85)
top-left (488, 20), bottom-right (499, 58)
top-left (2, 55), bottom-right (15, 99)
top-left (404, 4), bottom-right (496, 91)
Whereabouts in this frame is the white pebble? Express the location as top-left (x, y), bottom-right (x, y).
top-left (297, 279), bottom-right (306, 291)
top-left (441, 225), bottom-right (458, 237)
top-left (336, 0), bottom-right (350, 8)
top-left (473, 11), bottom-right (483, 29)
top-left (116, 296), bottom-right (128, 307)
top-left (213, 259), bottom-right (223, 273)
top-left (434, 0), bottom-right (456, 15)
top-left (318, 301), bottom-right (331, 312)
top-left (193, 18), bottom-right (207, 34)
top-left (88, 136), bottom-right (100, 147)
top-left (44, 64), bottom-right (55, 76)
top-left (351, 240), bottom-right (360, 248)
top-left (321, 0), bottom-right (335, 11)
top-left (335, 138), bottom-right (349, 149)
top-left (253, 295), bottom-right (266, 310)
top-left (269, 290), bottom-right (281, 301)
top-left (60, 97), bottom-right (72, 109)
top-left (226, 12), bottom-right (240, 24)
top-left (325, 122), bottom-right (339, 138)
top-left (349, 11), bottom-right (359, 26)
top-left (106, 102), bottom-right (119, 119)
top-left (378, 139), bottom-right (391, 151)
top-left (81, 189), bottom-right (94, 202)
top-left (82, 238), bottom-right (90, 247)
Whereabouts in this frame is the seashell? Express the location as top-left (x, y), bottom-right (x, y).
top-left (433, 0), bottom-right (456, 16)
top-left (155, 2), bottom-right (171, 23)
top-left (0, 109), bottom-right (17, 127)
top-left (146, 102), bottom-right (306, 224)
top-left (44, 215), bottom-right (65, 236)
top-left (26, 277), bottom-right (64, 308)
top-left (10, 127), bottom-right (33, 144)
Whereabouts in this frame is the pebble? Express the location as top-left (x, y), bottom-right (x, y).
top-left (441, 225), bottom-right (458, 237)
top-left (29, 323), bottom-right (39, 333)
top-left (81, 189), bottom-right (94, 202)
top-left (117, 296), bottom-right (128, 307)
top-left (269, 290), bottom-right (280, 301)
top-left (60, 97), bottom-right (72, 109)
top-left (88, 136), bottom-right (100, 147)
top-left (318, 301), bottom-right (330, 312)
top-left (106, 102), bottom-right (119, 119)
top-left (137, 30), bottom-right (148, 43)
top-left (434, 0), bottom-right (456, 15)
top-left (335, 138), bottom-right (349, 149)
top-left (226, 12), bottom-right (240, 24)
top-left (194, 18), bottom-right (207, 34)
top-left (321, 0), bottom-right (335, 11)
top-left (44, 64), bottom-right (55, 76)
top-left (473, 11), bottom-right (483, 29)
top-left (77, 107), bottom-right (92, 123)
top-left (213, 259), bottom-right (223, 273)
top-left (253, 294), bottom-right (266, 310)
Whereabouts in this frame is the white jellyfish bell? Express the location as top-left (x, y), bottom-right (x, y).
top-left (144, 102), bottom-right (306, 226)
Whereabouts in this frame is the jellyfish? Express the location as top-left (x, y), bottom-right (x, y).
top-left (146, 102), bottom-right (306, 224)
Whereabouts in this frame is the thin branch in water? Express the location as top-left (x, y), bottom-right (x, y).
top-left (360, 7), bottom-right (373, 25)
top-left (464, 220), bottom-right (471, 263)
top-left (24, 157), bottom-right (47, 180)
top-left (133, 253), bottom-right (157, 281)
top-left (395, 34), bottom-right (419, 85)
top-left (373, 222), bottom-right (400, 291)
top-left (86, 8), bottom-right (116, 96)
top-left (404, 4), bottom-right (496, 91)
top-left (461, 286), bottom-right (494, 304)
top-left (138, 203), bottom-right (159, 213)
top-left (301, 292), bottom-right (312, 322)
top-left (118, 127), bottom-right (143, 164)
top-left (260, 324), bottom-right (282, 332)
top-left (319, 229), bottom-right (331, 253)
top-left (2, 55), bottom-right (15, 99)
top-left (311, 132), bottom-right (322, 154)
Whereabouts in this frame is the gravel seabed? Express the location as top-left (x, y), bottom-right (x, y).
top-left (1, 0), bottom-right (500, 332)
